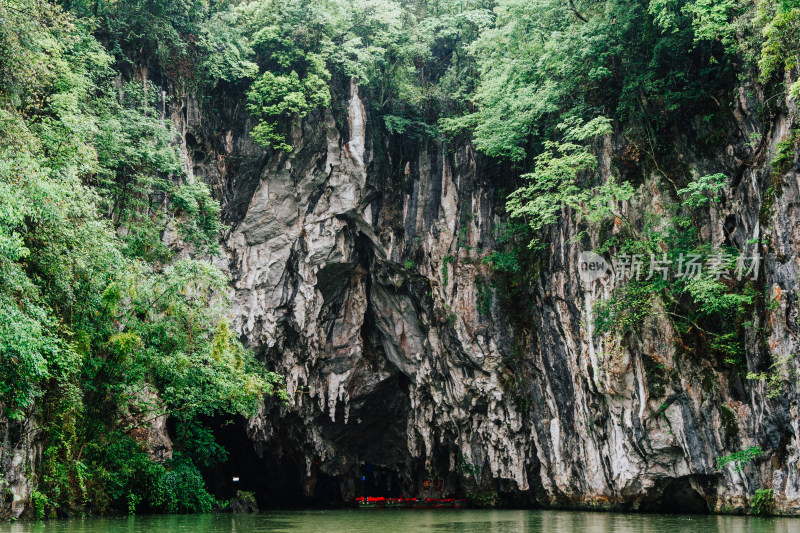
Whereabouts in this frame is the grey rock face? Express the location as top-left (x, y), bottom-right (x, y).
top-left (122, 385), bottom-right (174, 463)
top-left (174, 78), bottom-right (800, 513)
top-left (0, 417), bottom-right (39, 519)
top-left (196, 81), bottom-right (531, 501)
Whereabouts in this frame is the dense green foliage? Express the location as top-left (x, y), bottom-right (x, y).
top-left (241, 0), bottom-right (408, 150)
top-left (751, 488), bottom-right (775, 516)
top-left (0, 0), bottom-right (284, 517)
top-left (505, 117), bottom-right (633, 248)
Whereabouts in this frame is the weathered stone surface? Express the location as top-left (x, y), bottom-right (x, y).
top-left (166, 76), bottom-right (800, 513)
top-left (123, 386), bottom-right (174, 463)
top-left (0, 417), bottom-right (39, 519)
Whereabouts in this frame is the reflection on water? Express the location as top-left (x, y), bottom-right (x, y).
top-left (3, 509), bottom-right (799, 533)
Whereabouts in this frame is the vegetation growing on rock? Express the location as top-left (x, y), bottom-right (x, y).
top-left (2, 0), bottom-right (800, 518)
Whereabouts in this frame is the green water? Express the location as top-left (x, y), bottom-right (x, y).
top-left (2, 510), bottom-right (798, 532)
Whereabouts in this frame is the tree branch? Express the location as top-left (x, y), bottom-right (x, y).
top-left (569, 0), bottom-right (588, 22)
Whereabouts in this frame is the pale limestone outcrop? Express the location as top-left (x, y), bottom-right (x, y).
top-left (184, 77), bottom-right (800, 512)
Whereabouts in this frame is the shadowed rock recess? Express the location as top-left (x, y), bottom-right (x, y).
top-left (170, 78), bottom-right (800, 514)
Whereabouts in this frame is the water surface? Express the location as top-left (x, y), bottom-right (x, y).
top-left (3, 509), bottom-right (798, 532)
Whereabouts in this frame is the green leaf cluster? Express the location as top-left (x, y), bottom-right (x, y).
top-left (463, 0), bottom-right (739, 161)
top-left (506, 117), bottom-right (633, 248)
top-left (716, 446), bottom-right (763, 472)
top-left (239, 0), bottom-right (410, 150)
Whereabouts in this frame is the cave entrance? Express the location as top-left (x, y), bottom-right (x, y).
top-left (358, 463), bottom-right (404, 498)
top-left (643, 476), bottom-right (711, 514)
top-left (312, 472), bottom-right (342, 504)
top-left (203, 415), bottom-right (307, 508)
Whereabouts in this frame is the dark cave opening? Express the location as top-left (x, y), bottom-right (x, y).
top-left (641, 476), bottom-right (711, 514)
top-left (202, 415), bottom-right (307, 508)
top-left (357, 463), bottom-right (405, 498)
top-left (200, 414), bottom-right (410, 508)
top-left (198, 370), bottom-right (416, 507)
top-left (311, 472), bottom-right (342, 504)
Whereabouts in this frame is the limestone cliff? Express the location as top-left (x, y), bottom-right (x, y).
top-left (144, 76), bottom-right (800, 513)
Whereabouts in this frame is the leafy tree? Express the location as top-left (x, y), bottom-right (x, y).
top-left (460, 0), bottom-right (737, 161)
top-left (155, 462), bottom-right (216, 514)
top-left (0, 0), bottom-right (284, 515)
top-left (247, 69), bottom-right (331, 151)
top-left (196, 8), bottom-right (259, 88)
top-left (506, 117), bottom-right (634, 247)
top-left (240, 0), bottom-right (408, 150)
top-left (753, 0), bottom-right (800, 94)
top-left (677, 173), bottom-right (727, 208)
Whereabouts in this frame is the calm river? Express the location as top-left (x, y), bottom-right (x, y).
top-left (2, 509), bottom-right (798, 532)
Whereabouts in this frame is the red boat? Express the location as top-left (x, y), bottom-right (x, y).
top-left (355, 497), bottom-right (467, 508)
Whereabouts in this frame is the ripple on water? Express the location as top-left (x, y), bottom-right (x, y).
top-left (3, 509), bottom-right (799, 533)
